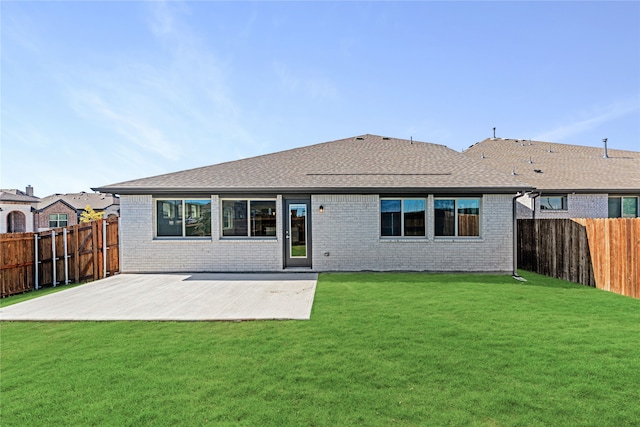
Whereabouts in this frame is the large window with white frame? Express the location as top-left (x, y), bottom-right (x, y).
top-left (49, 214), bottom-right (68, 228)
top-left (608, 196), bottom-right (638, 218)
top-left (434, 198), bottom-right (481, 237)
top-left (380, 198), bottom-right (426, 237)
top-left (156, 199), bottom-right (211, 237)
top-left (221, 199), bottom-right (276, 238)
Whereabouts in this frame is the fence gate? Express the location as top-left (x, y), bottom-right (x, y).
top-left (1, 218), bottom-right (119, 298)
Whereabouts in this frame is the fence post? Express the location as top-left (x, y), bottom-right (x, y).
top-left (63, 227), bottom-right (69, 284)
top-left (34, 234), bottom-right (39, 290)
top-left (103, 220), bottom-right (107, 278)
top-left (52, 230), bottom-right (57, 287)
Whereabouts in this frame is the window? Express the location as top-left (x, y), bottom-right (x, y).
top-left (539, 195), bottom-right (567, 211)
top-left (380, 198), bottom-right (425, 237)
top-left (49, 214), bottom-right (68, 228)
top-left (609, 197), bottom-right (639, 218)
top-left (221, 199), bottom-right (276, 237)
top-left (434, 198), bottom-right (480, 237)
top-left (156, 199), bottom-right (211, 237)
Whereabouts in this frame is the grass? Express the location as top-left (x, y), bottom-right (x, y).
top-left (1, 271), bottom-right (639, 426)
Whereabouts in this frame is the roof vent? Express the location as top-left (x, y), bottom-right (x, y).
top-left (355, 136), bottom-right (365, 141)
top-left (534, 169), bottom-right (543, 173)
top-left (603, 138), bottom-right (609, 158)
top-left (547, 145), bottom-right (553, 153)
top-left (528, 156), bottom-right (533, 164)
top-left (492, 127), bottom-right (496, 139)
top-left (511, 167), bottom-right (517, 175)
top-left (481, 151), bottom-right (485, 159)
top-left (382, 136), bottom-right (390, 140)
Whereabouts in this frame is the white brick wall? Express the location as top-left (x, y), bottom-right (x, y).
top-left (121, 193), bottom-right (515, 273)
top-left (517, 193), bottom-right (609, 219)
top-left (120, 195), bottom-right (282, 272)
top-left (311, 194), bottom-right (514, 272)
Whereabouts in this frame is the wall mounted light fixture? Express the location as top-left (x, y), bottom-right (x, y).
top-left (319, 205), bottom-right (324, 213)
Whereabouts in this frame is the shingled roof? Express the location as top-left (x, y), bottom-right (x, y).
top-left (94, 134), bottom-right (530, 195)
top-left (37, 192), bottom-right (119, 211)
top-left (463, 138), bottom-right (640, 193)
top-left (0, 189), bottom-right (40, 203)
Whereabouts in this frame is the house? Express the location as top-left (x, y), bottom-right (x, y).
top-left (463, 138), bottom-right (640, 219)
top-left (93, 134), bottom-right (531, 274)
top-left (0, 186), bottom-right (39, 233)
top-left (35, 192), bottom-right (120, 231)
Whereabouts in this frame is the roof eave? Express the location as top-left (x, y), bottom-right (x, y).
top-left (92, 185), bottom-right (532, 196)
top-left (531, 188), bottom-right (640, 195)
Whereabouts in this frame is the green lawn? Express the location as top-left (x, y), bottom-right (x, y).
top-left (2, 271), bottom-right (639, 426)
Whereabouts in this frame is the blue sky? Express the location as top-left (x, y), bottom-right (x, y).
top-left (2, 1), bottom-right (638, 197)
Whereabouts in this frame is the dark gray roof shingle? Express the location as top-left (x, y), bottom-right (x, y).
top-left (94, 134), bottom-right (530, 194)
top-left (464, 138), bottom-right (640, 193)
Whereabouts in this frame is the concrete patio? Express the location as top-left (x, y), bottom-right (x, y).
top-left (0, 273), bottom-right (318, 321)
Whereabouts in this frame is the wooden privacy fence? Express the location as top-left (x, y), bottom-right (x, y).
top-left (1, 218), bottom-right (119, 298)
top-left (518, 218), bottom-right (640, 298)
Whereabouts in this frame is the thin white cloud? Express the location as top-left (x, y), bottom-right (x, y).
top-left (533, 100), bottom-right (639, 142)
top-left (75, 93), bottom-right (181, 161)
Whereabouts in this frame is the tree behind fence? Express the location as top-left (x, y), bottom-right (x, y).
top-left (0, 218), bottom-right (119, 298)
top-left (518, 218), bottom-right (639, 299)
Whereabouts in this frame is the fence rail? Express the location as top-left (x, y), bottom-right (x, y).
top-left (0, 218), bottom-right (119, 298)
top-left (518, 218), bottom-right (639, 298)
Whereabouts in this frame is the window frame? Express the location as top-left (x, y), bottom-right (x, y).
top-left (154, 198), bottom-right (212, 239)
top-left (49, 213), bottom-right (68, 228)
top-left (608, 196), bottom-right (639, 218)
top-left (434, 197), bottom-right (482, 238)
top-left (539, 195), bottom-right (568, 211)
top-left (220, 198), bottom-right (277, 239)
top-left (380, 197), bottom-right (426, 238)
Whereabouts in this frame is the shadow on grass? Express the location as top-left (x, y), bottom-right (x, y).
top-left (516, 270), bottom-right (594, 290)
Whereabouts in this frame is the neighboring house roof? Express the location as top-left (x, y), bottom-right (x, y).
top-left (93, 134), bottom-right (531, 195)
top-left (0, 189), bottom-right (40, 203)
top-left (463, 138), bottom-right (640, 193)
top-left (37, 192), bottom-right (120, 211)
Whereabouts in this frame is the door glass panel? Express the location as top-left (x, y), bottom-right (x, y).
top-left (289, 204), bottom-right (307, 258)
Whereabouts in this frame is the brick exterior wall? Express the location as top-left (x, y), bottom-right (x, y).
top-left (516, 193), bottom-right (609, 219)
top-left (121, 193), bottom-right (515, 273)
top-left (120, 195), bottom-right (283, 273)
top-left (36, 201), bottom-right (78, 231)
top-left (312, 194), bottom-right (514, 273)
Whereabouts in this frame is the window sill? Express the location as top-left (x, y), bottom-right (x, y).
top-left (434, 237), bottom-right (484, 243)
top-left (379, 238), bottom-right (429, 243)
top-left (220, 237), bottom-right (278, 242)
top-left (153, 237), bottom-right (212, 242)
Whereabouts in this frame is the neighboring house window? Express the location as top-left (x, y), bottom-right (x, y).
top-left (221, 199), bottom-right (276, 237)
top-left (7, 211), bottom-right (26, 233)
top-left (380, 198), bottom-right (426, 237)
top-left (49, 214), bottom-right (68, 228)
top-left (539, 195), bottom-right (567, 211)
top-left (156, 199), bottom-right (211, 237)
top-left (434, 198), bottom-right (480, 237)
top-left (608, 197), bottom-right (639, 218)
